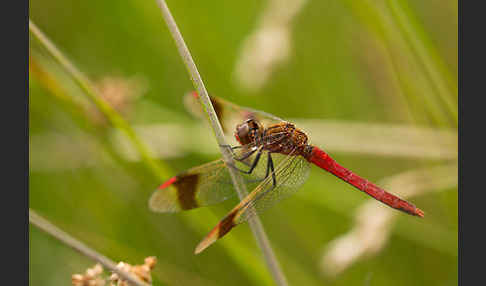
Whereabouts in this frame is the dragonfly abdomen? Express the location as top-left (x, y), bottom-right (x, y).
top-left (306, 146), bottom-right (424, 217)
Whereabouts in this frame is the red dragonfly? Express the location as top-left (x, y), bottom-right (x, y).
top-left (149, 93), bottom-right (424, 254)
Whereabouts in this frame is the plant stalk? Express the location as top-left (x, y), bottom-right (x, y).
top-left (29, 20), bottom-right (170, 181)
top-left (30, 209), bottom-right (151, 286)
top-left (154, 1), bottom-right (288, 285)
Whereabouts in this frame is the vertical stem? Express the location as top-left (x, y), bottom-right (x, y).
top-left (29, 19), bottom-right (277, 285)
top-left (154, 1), bottom-right (288, 285)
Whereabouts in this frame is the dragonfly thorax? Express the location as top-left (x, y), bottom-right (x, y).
top-left (262, 122), bottom-right (309, 156)
top-left (235, 118), bottom-right (311, 156)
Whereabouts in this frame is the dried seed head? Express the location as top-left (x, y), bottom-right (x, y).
top-left (109, 257), bottom-right (157, 285)
top-left (72, 263), bottom-right (106, 286)
top-left (72, 257), bottom-right (156, 286)
top-left (144, 256), bottom-right (157, 269)
top-left (90, 75), bottom-right (148, 125)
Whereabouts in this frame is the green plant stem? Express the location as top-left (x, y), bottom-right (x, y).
top-left (154, 1), bottom-right (288, 285)
top-left (29, 209), bottom-right (151, 286)
top-left (29, 55), bottom-right (156, 190)
top-left (30, 27), bottom-right (275, 285)
top-left (29, 20), bottom-right (170, 181)
top-left (342, 0), bottom-right (456, 127)
top-left (386, 0), bottom-right (458, 126)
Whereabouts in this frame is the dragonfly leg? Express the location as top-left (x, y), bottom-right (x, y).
top-left (227, 147), bottom-right (263, 175)
top-left (233, 146), bottom-right (259, 162)
top-left (267, 153), bottom-right (277, 188)
top-left (263, 153), bottom-right (271, 179)
top-left (244, 147), bottom-right (264, 174)
top-left (244, 151), bottom-right (277, 185)
top-left (219, 144), bottom-right (244, 150)
top-left (218, 144), bottom-right (244, 157)
top-left (242, 151), bottom-right (273, 184)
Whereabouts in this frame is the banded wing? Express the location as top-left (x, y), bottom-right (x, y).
top-left (183, 91), bottom-right (284, 137)
top-left (149, 143), bottom-right (274, 213)
top-left (195, 149), bottom-right (311, 254)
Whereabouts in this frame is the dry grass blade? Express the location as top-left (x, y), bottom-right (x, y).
top-left (320, 163), bottom-right (457, 276)
top-left (385, 0), bottom-right (458, 124)
top-left (29, 19), bottom-right (170, 181)
top-left (234, 0), bottom-right (308, 92)
top-left (154, 1), bottom-right (288, 285)
top-left (295, 119), bottom-right (457, 160)
top-left (30, 120), bottom-right (456, 172)
top-left (29, 18), bottom-right (280, 285)
top-left (29, 209), bottom-right (151, 286)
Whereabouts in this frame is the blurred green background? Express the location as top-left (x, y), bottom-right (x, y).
top-left (29, 0), bottom-right (457, 285)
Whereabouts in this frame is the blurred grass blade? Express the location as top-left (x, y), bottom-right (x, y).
top-left (30, 36), bottom-right (281, 285)
top-left (385, 0), bottom-right (457, 125)
top-left (342, 0), bottom-right (457, 127)
top-left (29, 19), bottom-right (170, 181)
top-left (319, 163), bottom-right (457, 276)
top-left (295, 119), bottom-right (457, 160)
top-left (30, 209), bottom-right (151, 286)
top-left (30, 120), bottom-right (456, 172)
top-left (154, 1), bottom-right (288, 285)
top-left (233, 0), bottom-right (308, 92)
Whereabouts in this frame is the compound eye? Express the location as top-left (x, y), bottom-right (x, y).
top-left (247, 118), bottom-right (263, 131)
top-left (235, 122), bottom-right (251, 145)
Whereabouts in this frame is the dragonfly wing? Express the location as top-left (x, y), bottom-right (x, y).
top-left (149, 146), bottom-right (271, 213)
top-left (149, 160), bottom-right (228, 212)
top-left (183, 92), bottom-right (284, 136)
top-left (195, 150), bottom-right (311, 253)
top-left (235, 154), bottom-right (311, 224)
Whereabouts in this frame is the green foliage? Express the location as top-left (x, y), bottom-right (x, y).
top-left (30, 0), bottom-right (457, 285)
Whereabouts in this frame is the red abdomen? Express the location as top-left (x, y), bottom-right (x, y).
top-left (306, 147), bottom-right (424, 217)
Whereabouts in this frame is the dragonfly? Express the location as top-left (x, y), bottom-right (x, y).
top-left (149, 92), bottom-right (424, 254)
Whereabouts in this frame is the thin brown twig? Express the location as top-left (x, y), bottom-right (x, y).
top-left (29, 209), bottom-right (151, 286)
top-left (154, 1), bottom-right (288, 285)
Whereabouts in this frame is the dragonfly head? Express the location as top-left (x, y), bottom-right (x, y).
top-left (235, 118), bottom-right (263, 145)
